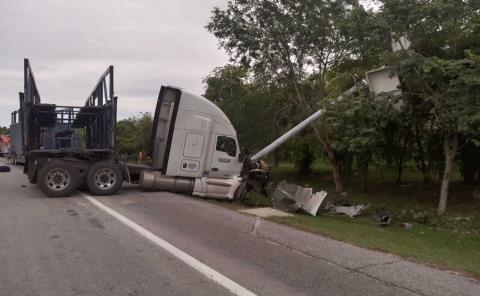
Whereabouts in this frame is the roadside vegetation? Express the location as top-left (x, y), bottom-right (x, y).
top-left (240, 162), bottom-right (480, 278)
top-left (115, 0), bottom-right (480, 278)
top-left (203, 0), bottom-right (480, 277)
top-left (116, 113), bottom-right (152, 160)
top-left (205, 0), bottom-right (480, 215)
top-left (0, 126), bottom-right (9, 134)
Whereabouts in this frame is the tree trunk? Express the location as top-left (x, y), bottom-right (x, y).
top-left (396, 157), bottom-right (404, 185)
top-left (289, 81), bottom-right (343, 193)
top-left (414, 122), bottom-right (432, 187)
top-left (312, 126), bottom-right (344, 194)
top-left (274, 149), bottom-right (279, 167)
top-left (297, 145), bottom-right (314, 175)
top-left (395, 134), bottom-right (409, 185)
top-left (361, 161), bottom-right (369, 194)
top-left (437, 135), bottom-right (458, 216)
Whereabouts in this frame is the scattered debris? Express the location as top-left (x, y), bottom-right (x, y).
top-left (454, 217), bottom-right (471, 221)
top-left (271, 181), bottom-right (327, 216)
top-left (240, 207), bottom-right (294, 218)
top-left (326, 203), bottom-right (369, 218)
top-left (251, 217), bottom-right (261, 235)
top-left (399, 209), bottom-right (430, 224)
top-left (375, 208), bottom-right (392, 225)
top-left (400, 222), bottom-right (414, 229)
top-left (412, 211), bottom-right (430, 224)
top-left (271, 182), bottom-right (299, 212)
top-left (0, 165), bottom-right (11, 172)
top-left (331, 199), bottom-right (352, 207)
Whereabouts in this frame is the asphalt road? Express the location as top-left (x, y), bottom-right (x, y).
top-left (1, 159), bottom-right (479, 296)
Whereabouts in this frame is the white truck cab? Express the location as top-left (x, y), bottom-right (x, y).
top-left (140, 86), bottom-right (244, 199)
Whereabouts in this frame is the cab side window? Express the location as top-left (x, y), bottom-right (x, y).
top-left (216, 136), bottom-right (237, 157)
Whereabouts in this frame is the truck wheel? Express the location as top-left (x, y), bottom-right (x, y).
top-left (0, 166), bottom-right (11, 172)
top-left (86, 162), bottom-right (123, 196)
top-left (233, 181), bottom-right (248, 202)
top-left (38, 161), bottom-right (80, 197)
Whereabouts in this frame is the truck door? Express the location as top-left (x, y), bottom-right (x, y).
top-left (209, 135), bottom-right (242, 179)
top-left (149, 86), bottom-right (182, 173)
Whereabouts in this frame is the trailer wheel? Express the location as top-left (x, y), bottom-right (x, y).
top-left (86, 161), bottom-right (123, 196)
top-left (0, 166), bottom-right (11, 172)
top-left (38, 161), bottom-right (79, 197)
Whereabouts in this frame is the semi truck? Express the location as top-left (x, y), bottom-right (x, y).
top-left (17, 59), bottom-right (398, 199)
top-left (18, 59), bottom-right (257, 199)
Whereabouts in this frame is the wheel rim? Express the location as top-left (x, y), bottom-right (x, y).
top-left (46, 168), bottom-right (71, 191)
top-left (93, 168), bottom-right (117, 190)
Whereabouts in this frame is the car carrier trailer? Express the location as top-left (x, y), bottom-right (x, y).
top-left (17, 59), bottom-right (399, 199)
top-left (19, 59), bottom-right (122, 197)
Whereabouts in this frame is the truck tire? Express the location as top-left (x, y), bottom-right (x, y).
top-left (86, 161), bottom-right (123, 196)
top-left (38, 161), bottom-right (80, 197)
top-left (233, 180), bottom-right (248, 202)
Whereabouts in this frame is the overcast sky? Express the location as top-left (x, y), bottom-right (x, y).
top-left (0, 0), bottom-right (229, 126)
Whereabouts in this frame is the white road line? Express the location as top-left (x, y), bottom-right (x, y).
top-left (80, 192), bottom-right (257, 296)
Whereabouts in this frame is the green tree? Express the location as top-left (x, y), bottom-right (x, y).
top-left (460, 140), bottom-right (480, 185)
top-left (378, 0), bottom-right (480, 214)
top-left (204, 65), bottom-right (322, 173)
top-left (399, 53), bottom-right (480, 215)
top-left (116, 113), bottom-right (152, 157)
top-left (207, 0), bottom-right (382, 193)
top-left (324, 88), bottom-right (393, 193)
top-left (204, 65), bottom-right (291, 153)
top-left (377, 101), bottom-right (413, 185)
top-left (0, 126), bottom-right (9, 134)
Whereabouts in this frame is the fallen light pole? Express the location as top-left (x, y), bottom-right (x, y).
top-left (251, 81), bottom-right (367, 161)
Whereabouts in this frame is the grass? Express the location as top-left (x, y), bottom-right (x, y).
top-left (238, 162), bottom-right (480, 278)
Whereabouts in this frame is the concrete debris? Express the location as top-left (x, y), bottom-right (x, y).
top-left (375, 208), bottom-right (392, 225)
top-left (327, 204), bottom-right (369, 218)
top-left (240, 207), bottom-right (294, 218)
top-left (271, 181), bottom-right (328, 216)
top-left (331, 199), bottom-right (352, 207)
top-left (400, 222), bottom-right (414, 229)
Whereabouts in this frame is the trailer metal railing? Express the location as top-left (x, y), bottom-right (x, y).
top-left (17, 59), bottom-right (117, 158)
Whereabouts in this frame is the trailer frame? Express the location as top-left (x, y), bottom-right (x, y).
top-left (18, 59), bottom-right (123, 197)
